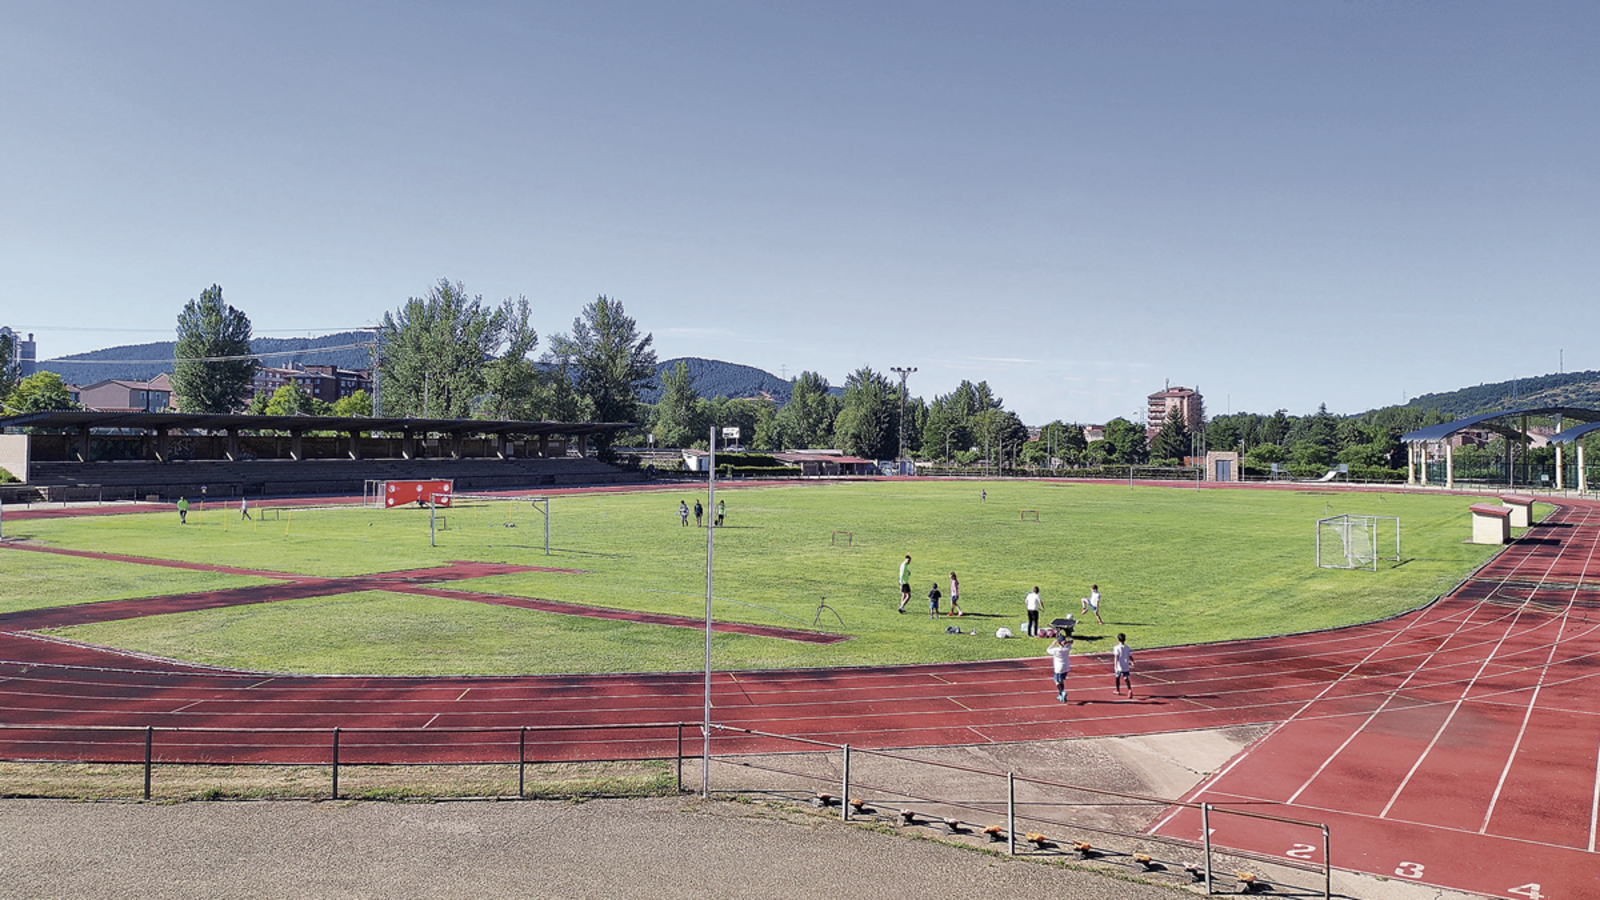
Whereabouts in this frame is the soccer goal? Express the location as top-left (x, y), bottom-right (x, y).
top-left (1316, 514), bottom-right (1400, 571)
top-left (428, 493), bottom-right (550, 554)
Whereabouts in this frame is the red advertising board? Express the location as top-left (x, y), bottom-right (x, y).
top-left (384, 480), bottom-right (453, 508)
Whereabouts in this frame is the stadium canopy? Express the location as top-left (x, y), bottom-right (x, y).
top-left (0, 410), bottom-right (638, 468)
top-left (0, 409), bottom-right (635, 440)
top-left (1401, 406), bottom-right (1600, 491)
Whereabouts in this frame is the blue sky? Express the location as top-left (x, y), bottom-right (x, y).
top-left (3, 2), bottom-right (1596, 424)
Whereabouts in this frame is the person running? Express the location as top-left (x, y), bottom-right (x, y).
top-left (1112, 633), bottom-right (1133, 698)
top-left (693, 500), bottom-right (704, 527)
top-left (176, 496), bottom-right (190, 525)
top-left (678, 501), bottom-right (690, 527)
top-left (1024, 586), bottom-right (1042, 636)
top-left (239, 497), bottom-right (251, 521)
top-left (898, 555), bottom-right (912, 613)
top-left (1081, 584), bottom-right (1103, 625)
top-left (948, 572), bottom-right (963, 616)
top-left (1047, 630), bottom-right (1073, 702)
top-left (927, 582), bottom-right (942, 618)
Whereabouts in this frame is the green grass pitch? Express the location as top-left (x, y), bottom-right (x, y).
top-left (1, 482), bottom-right (1513, 675)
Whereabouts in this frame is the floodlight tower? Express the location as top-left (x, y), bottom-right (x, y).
top-left (890, 366), bottom-right (916, 466)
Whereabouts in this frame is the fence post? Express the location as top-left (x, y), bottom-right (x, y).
top-left (1202, 803), bottom-right (1212, 895)
top-left (1322, 823), bottom-right (1331, 900)
top-left (331, 727), bottom-right (340, 799)
top-left (1007, 772), bottom-right (1016, 856)
top-left (675, 723), bottom-right (683, 794)
top-left (518, 727), bottom-right (526, 799)
top-left (841, 744), bottom-right (851, 822)
top-left (143, 726), bottom-right (153, 800)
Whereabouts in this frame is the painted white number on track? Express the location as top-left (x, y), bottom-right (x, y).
top-left (1286, 844), bottom-right (1317, 860)
top-left (1394, 862), bottom-right (1425, 879)
top-left (1506, 885), bottom-right (1544, 900)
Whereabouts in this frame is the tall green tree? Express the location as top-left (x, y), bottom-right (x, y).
top-left (651, 361), bottom-right (705, 447)
top-left (834, 367), bottom-right (896, 459)
top-left (547, 295), bottom-right (657, 457)
top-left (377, 280), bottom-right (531, 419)
top-left (171, 285), bottom-right (257, 413)
top-left (772, 371), bottom-right (836, 450)
top-left (477, 295), bottom-right (541, 420)
top-left (1150, 406), bottom-right (1192, 463)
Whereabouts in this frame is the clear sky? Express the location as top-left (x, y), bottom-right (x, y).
top-left (3, 2), bottom-right (1596, 424)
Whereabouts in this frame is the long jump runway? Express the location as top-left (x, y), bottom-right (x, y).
top-left (6, 498), bottom-right (1600, 898)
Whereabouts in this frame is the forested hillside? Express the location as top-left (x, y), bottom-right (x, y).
top-left (42, 332), bottom-right (373, 385)
top-left (1388, 371), bottom-right (1600, 418)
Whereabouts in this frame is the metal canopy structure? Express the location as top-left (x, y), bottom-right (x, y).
top-left (1401, 406), bottom-right (1600, 492)
top-left (0, 410), bottom-right (635, 440)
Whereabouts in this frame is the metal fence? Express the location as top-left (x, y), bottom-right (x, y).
top-left (0, 720), bottom-right (1331, 898)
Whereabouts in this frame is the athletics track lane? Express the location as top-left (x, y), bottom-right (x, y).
top-left (1150, 500), bottom-right (1600, 900)
top-left (6, 492), bottom-right (1600, 898)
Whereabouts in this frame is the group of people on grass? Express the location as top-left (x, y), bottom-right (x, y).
top-left (896, 555), bottom-right (965, 618)
top-left (676, 499), bottom-right (725, 527)
top-left (897, 556), bottom-right (1133, 701)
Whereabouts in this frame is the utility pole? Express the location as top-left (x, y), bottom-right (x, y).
top-left (890, 366), bottom-right (916, 468)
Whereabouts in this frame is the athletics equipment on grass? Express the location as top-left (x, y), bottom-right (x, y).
top-left (1316, 514), bottom-right (1400, 571)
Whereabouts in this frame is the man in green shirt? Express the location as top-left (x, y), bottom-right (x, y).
top-left (177, 496), bottom-right (190, 524)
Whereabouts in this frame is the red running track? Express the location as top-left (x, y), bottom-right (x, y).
top-left (5, 493), bottom-right (1600, 899)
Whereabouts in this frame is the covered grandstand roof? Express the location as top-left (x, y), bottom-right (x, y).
top-left (0, 410), bottom-right (636, 438)
top-left (1401, 407), bottom-right (1600, 443)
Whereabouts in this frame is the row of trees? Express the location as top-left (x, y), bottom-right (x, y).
top-left (161, 280), bottom-right (658, 459)
top-left (27, 279), bottom-right (1570, 478)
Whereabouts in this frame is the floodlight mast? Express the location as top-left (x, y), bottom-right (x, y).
top-left (890, 366), bottom-right (916, 467)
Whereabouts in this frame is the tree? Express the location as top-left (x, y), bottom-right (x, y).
top-left (547, 296), bottom-right (657, 457)
top-left (171, 285), bottom-right (257, 413)
top-left (1150, 406), bottom-right (1192, 463)
top-left (651, 361), bottom-right (705, 447)
top-left (260, 383), bottom-right (332, 417)
top-left (1101, 417), bottom-right (1149, 465)
top-left (834, 367), bottom-right (896, 459)
top-left (377, 280), bottom-right (531, 420)
top-left (477, 296), bottom-right (541, 420)
top-left (6, 371), bottom-right (78, 413)
top-left (332, 390), bottom-right (373, 418)
top-left (772, 371), bottom-right (836, 450)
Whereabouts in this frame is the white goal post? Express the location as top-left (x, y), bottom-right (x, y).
top-left (428, 493), bottom-right (550, 554)
top-left (1317, 514), bottom-right (1400, 571)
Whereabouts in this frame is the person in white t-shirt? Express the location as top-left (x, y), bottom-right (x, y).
top-left (1047, 631), bottom-right (1073, 702)
top-left (1023, 587), bottom-right (1042, 636)
top-left (1081, 584), bottom-right (1103, 625)
top-left (1112, 633), bottom-right (1134, 698)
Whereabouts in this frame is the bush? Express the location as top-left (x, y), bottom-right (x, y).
top-left (0, 467), bottom-right (16, 484)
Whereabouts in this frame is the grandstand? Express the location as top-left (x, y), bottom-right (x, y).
top-left (0, 410), bottom-right (641, 501)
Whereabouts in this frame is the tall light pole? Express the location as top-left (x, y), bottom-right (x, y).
top-left (890, 366), bottom-right (916, 469)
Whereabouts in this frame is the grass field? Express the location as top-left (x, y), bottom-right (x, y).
top-left (2, 481), bottom-right (1516, 675)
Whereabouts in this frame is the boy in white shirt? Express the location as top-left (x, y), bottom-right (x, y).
top-left (1047, 631), bottom-right (1073, 702)
top-left (1112, 633), bottom-right (1133, 698)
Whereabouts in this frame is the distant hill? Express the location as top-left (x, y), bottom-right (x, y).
top-left (640, 357), bottom-right (837, 405)
top-left (1386, 370), bottom-right (1600, 418)
top-left (41, 332), bottom-right (375, 385)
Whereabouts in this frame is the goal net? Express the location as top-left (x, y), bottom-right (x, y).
top-left (1316, 514), bottom-right (1400, 571)
top-left (427, 494), bottom-right (550, 554)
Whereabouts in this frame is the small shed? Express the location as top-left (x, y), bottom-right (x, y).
top-left (1469, 503), bottom-right (1512, 545)
top-left (1501, 495), bottom-right (1536, 528)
